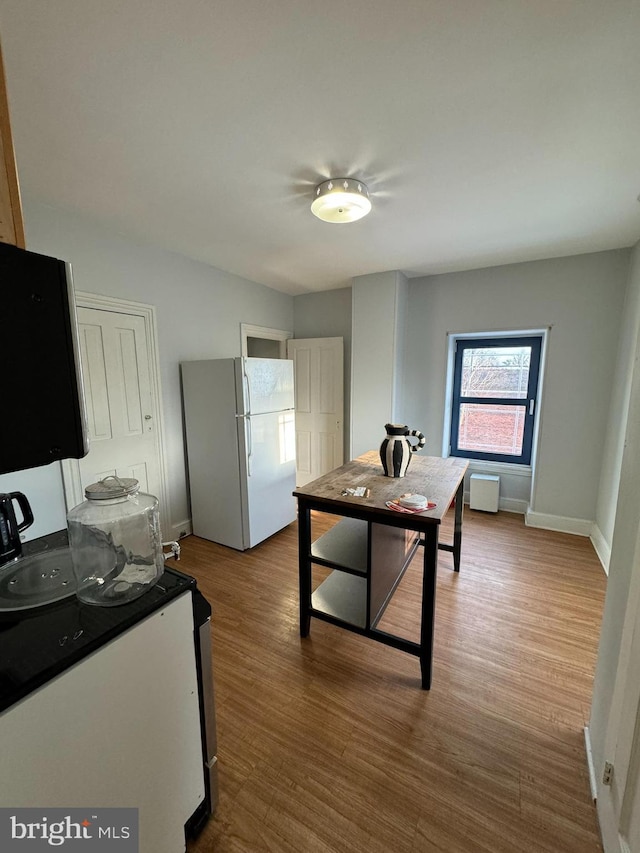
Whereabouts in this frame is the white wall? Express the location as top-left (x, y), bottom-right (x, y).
top-left (401, 250), bottom-right (630, 525)
top-left (0, 464), bottom-right (67, 541)
top-left (393, 276), bottom-right (408, 420)
top-left (351, 271), bottom-right (409, 458)
top-left (593, 247), bottom-right (640, 568)
top-left (0, 198), bottom-right (293, 538)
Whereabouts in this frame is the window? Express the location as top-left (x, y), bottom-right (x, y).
top-left (449, 335), bottom-right (542, 465)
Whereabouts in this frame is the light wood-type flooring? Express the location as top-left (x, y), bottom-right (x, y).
top-left (182, 508), bottom-right (606, 853)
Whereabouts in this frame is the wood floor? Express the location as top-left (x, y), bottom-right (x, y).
top-left (181, 509), bottom-right (606, 853)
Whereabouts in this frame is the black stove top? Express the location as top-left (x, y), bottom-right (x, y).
top-left (0, 552), bottom-right (197, 713)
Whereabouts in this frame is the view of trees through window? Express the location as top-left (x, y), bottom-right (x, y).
top-left (458, 346), bottom-right (531, 456)
top-left (461, 346), bottom-right (531, 399)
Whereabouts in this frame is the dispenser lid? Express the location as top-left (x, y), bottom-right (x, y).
top-left (84, 476), bottom-right (140, 500)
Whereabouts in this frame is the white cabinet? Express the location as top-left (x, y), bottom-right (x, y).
top-left (0, 593), bottom-right (207, 853)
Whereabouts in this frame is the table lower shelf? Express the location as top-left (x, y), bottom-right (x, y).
top-left (308, 577), bottom-right (422, 659)
top-left (310, 517), bottom-right (368, 574)
top-left (310, 517), bottom-right (421, 632)
top-left (311, 571), bottom-right (367, 629)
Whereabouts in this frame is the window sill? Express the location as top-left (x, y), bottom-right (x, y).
top-left (450, 457), bottom-right (533, 478)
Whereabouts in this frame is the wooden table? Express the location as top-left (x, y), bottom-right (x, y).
top-left (293, 450), bottom-right (468, 689)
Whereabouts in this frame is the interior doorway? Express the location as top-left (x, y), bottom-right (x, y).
top-left (238, 324), bottom-right (345, 485)
top-left (61, 293), bottom-right (169, 533)
top-left (246, 337), bottom-right (282, 358)
top-left (240, 323), bottom-right (291, 359)
top-left (287, 337), bottom-right (344, 486)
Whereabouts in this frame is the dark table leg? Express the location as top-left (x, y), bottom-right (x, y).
top-left (420, 525), bottom-right (439, 689)
top-left (298, 501), bottom-right (312, 637)
top-left (453, 479), bottom-right (464, 573)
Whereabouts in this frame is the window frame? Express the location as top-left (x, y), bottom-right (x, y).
top-left (449, 334), bottom-right (542, 465)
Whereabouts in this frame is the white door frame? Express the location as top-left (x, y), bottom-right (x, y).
top-left (61, 292), bottom-right (169, 523)
top-left (595, 518), bottom-right (640, 852)
top-left (240, 323), bottom-right (292, 358)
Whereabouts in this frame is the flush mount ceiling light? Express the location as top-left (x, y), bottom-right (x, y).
top-left (311, 178), bottom-right (371, 223)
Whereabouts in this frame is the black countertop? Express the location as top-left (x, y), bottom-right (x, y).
top-left (0, 533), bottom-right (199, 713)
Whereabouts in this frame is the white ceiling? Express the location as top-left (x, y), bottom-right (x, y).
top-left (1, 0), bottom-right (639, 296)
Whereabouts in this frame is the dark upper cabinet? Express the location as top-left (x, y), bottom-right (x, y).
top-left (0, 241), bottom-right (89, 474)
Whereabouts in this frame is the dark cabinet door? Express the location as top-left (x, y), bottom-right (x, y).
top-left (0, 241), bottom-right (88, 474)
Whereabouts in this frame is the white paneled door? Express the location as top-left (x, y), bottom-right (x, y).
top-left (287, 337), bottom-right (343, 487)
top-left (76, 306), bottom-right (161, 501)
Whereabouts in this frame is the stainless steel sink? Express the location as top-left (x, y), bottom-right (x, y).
top-left (0, 548), bottom-right (77, 611)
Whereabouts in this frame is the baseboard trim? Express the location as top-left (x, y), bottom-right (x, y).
top-left (525, 510), bottom-right (593, 537)
top-left (463, 493), bottom-right (527, 514)
top-left (498, 497), bottom-right (528, 514)
top-left (590, 524), bottom-right (611, 576)
top-left (165, 519), bottom-right (192, 541)
top-left (584, 726), bottom-right (598, 801)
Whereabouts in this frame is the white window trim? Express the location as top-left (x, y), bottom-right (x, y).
top-left (464, 458), bottom-right (533, 478)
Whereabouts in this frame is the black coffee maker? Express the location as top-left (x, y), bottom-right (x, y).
top-left (0, 492), bottom-right (34, 566)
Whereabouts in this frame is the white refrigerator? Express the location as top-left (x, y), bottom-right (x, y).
top-left (181, 357), bottom-right (297, 550)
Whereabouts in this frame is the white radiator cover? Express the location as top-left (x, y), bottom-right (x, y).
top-left (469, 473), bottom-right (500, 512)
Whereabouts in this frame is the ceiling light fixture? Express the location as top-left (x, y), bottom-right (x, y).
top-left (311, 178), bottom-right (371, 223)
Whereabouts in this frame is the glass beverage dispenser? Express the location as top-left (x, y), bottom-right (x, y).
top-left (67, 476), bottom-right (164, 606)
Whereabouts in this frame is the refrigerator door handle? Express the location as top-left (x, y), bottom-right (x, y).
top-left (243, 368), bottom-right (252, 415)
top-left (246, 416), bottom-right (252, 476)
